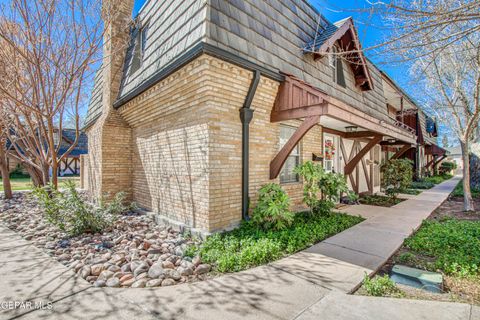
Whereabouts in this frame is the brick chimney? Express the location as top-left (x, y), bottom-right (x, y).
top-left (92, 0), bottom-right (134, 200)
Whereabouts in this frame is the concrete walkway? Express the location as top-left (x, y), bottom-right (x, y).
top-left (1, 176), bottom-right (476, 320)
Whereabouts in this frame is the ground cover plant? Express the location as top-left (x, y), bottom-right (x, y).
top-left (362, 274), bottom-right (404, 297)
top-left (358, 184), bottom-right (480, 305)
top-left (424, 174), bottom-right (453, 185)
top-left (452, 180), bottom-right (480, 199)
top-left (389, 188), bottom-right (422, 195)
top-left (404, 218), bottom-right (480, 276)
top-left (410, 180), bottom-right (435, 189)
top-left (191, 211), bottom-right (363, 273)
top-left (359, 194), bottom-right (405, 207)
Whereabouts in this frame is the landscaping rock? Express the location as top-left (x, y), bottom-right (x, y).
top-left (91, 264), bottom-right (104, 276)
top-left (164, 269), bottom-right (181, 281)
top-left (148, 263), bottom-right (164, 279)
top-left (195, 264), bottom-right (211, 275)
top-left (106, 277), bottom-right (121, 288)
top-left (98, 270), bottom-right (114, 282)
top-left (94, 280), bottom-right (106, 287)
top-left (161, 278), bottom-right (176, 287)
top-left (162, 261), bottom-right (175, 269)
top-left (131, 279), bottom-right (147, 288)
top-left (0, 192), bottom-right (205, 290)
top-left (146, 279), bottom-right (162, 287)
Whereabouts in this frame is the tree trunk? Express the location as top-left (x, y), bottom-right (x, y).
top-left (461, 141), bottom-right (474, 211)
top-left (0, 160), bottom-right (12, 199)
top-left (51, 160), bottom-right (58, 189)
top-left (25, 165), bottom-right (44, 187)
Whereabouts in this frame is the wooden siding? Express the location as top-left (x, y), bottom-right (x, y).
top-left (119, 0), bottom-right (207, 99)
top-left (206, 0), bottom-right (391, 123)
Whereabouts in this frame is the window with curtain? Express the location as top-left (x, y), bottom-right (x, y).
top-left (279, 125), bottom-right (300, 183)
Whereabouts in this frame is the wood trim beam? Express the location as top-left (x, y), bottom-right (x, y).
top-left (323, 127), bottom-right (346, 138)
top-left (270, 115), bottom-right (320, 179)
top-left (270, 103), bottom-right (327, 122)
top-left (345, 131), bottom-right (376, 139)
top-left (391, 144), bottom-right (413, 160)
top-left (344, 135), bottom-right (382, 175)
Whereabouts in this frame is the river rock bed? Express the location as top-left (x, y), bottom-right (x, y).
top-left (0, 192), bottom-right (211, 288)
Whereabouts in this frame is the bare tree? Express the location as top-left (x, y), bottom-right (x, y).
top-left (0, 0), bottom-right (121, 188)
top-left (411, 35), bottom-right (480, 211)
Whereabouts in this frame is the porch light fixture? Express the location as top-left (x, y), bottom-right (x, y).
top-left (345, 126), bottom-right (358, 133)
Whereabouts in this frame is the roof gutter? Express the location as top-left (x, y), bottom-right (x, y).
top-left (240, 70), bottom-right (261, 221)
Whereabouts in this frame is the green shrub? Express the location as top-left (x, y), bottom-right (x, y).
top-left (405, 219), bottom-right (480, 277)
top-left (251, 183), bottom-right (294, 231)
top-left (33, 181), bottom-right (126, 236)
top-left (411, 180), bottom-right (435, 189)
top-left (294, 161), bottom-right (353, 213)
top-left (440, 161), bottom-right (457, 174)
top-left (196, 212), bottom-right (363, 273)
top-left (362, 274), bottom-right (404, 297)
top-left (294, 161), bottom-right (323, 213)
top-left (318, 170), bottom-right (351, 203)
top-left (380, 159), bottom-right (413, 198)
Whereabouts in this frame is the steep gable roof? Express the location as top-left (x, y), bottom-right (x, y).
top-left (304, 17), bottom-right (373, 91)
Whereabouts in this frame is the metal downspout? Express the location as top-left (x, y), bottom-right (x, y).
top-left (239, 70), bottom-right (261, 221)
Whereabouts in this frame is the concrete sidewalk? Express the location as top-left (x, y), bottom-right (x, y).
top-left (1, 176), bottom-right (475, 320)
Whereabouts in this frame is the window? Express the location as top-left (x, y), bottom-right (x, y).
top-left (329, 47), bottom-right (337, 83)
top-left (279, 125), bottom-right (300, 183)
top-left (140, 24), bottom-right (148, 59)
top-left (130, 23), bottom-right (148, 74)
top-left (329, 46), bottom-right (346, 88)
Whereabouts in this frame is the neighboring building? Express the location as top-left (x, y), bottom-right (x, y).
top-left (82, 0), bottom-right (443, 233)
top-left (446, 146), bottom-right (462, 170)
top-left (6, 129), bottom-right (88, 177)
top-left (55, 129), bottom-right (88, 176)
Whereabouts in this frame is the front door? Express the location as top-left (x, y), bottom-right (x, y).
top-left (323, 134), bottom-right (339, 173)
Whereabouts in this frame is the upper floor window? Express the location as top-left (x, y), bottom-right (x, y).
top-left (329, 46), bottom-right (346, 88)
top-left (130, 23), bottom-right (148, 74)
top-left (279, 125), bottom-right (300, 183)
top-left (140, 24), bottom-right (148, 59)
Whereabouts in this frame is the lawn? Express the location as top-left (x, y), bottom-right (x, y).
top-left (0, 176), bottom-right (80, 191)
top-left (186, 211), bottom-right (364, 273)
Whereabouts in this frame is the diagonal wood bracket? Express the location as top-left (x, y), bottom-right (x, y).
top-left (270, 115), bottom-right (320, 179)
top-left (432, 155), bottom-right (446, 169)
top-left (391, 144), bottom-right (413, 160)
top-left (344, 135), bottom-right (382, 175)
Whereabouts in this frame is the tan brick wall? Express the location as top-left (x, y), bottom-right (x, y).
top-left (117, 57), bottom-right (212, 231)
top-left (203, 57), bottom-right (322, 231)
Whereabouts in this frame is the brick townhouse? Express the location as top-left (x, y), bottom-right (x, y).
top-left (82, 0), bottom-right (443, 233)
